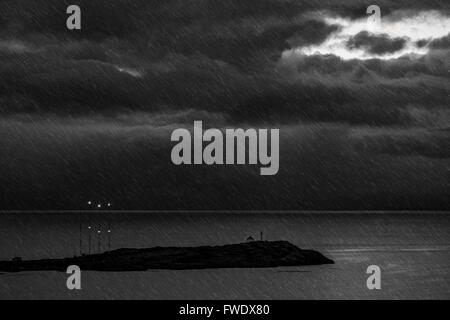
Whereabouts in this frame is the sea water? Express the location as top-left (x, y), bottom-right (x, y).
top-left (0, 212), bottom-right (449, 299)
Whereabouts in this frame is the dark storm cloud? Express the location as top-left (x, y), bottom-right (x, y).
top-left (430, 34), bottom-right (450, 49)
top-left (352, 129), bottom-right (450, 159)
top-left (347, 31), bottom-right (407, 55)
top-left (1, 47), bottom-right (449, 125)
top-left (1, 0), bottom-right (448, 38)
top-left (1, 0), bottom-right (450, 210)
top-left (2, 50), bottom-right (448, 126)
top-left (2, 118), bottom-right (449, 210)
top-left (1, 0), bottom-right (448, 59)
top-left (272, 51), bottom-right (450, 125)
top-left (284, 52), bottom-right (449, 79)
top-left (0, 0), bottom-right (448, 125)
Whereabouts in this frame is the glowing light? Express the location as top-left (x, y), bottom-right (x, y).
top-left (115, 66), bottom-right (144, 78)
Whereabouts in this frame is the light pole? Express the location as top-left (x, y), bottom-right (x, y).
top-left (88, 225), bottom-right (92, 255)
top-left (97, 227), bottom-right (101, 253)
top-left (107, 220), bottom-right (111, 250)
top-left (107, 203), bottom-right (112, 250)
top-left (87, 201), bottom-right (93, 255)
top-left (79, 213), bottom-right (82, 256)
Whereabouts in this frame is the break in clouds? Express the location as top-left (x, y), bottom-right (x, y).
top-left (0, 0), bottom-right (449, 210)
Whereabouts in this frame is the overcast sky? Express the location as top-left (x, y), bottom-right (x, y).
top-left (0, 0), bottom-right (449, 210)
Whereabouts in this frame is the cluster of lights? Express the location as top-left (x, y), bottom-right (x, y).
top-left (87, 201), bottom-right (112, 209)
top-left (84, 201), bottom-right (113, 254)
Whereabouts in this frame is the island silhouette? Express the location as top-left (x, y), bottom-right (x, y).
top-left (0, 241), bottom-right (334, 272)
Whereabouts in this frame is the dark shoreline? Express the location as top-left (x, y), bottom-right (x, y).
top-left (0, 241), bottom-right (334, 272)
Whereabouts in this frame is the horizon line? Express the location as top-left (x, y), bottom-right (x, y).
top-left (0, 210), bottom-right (449, 214)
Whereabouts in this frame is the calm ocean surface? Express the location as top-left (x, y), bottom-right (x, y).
top-left (0, 212), bottom-right (449, 299)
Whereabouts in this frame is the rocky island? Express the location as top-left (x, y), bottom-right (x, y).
top-left (0, 241), bottom-right (334, 272)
